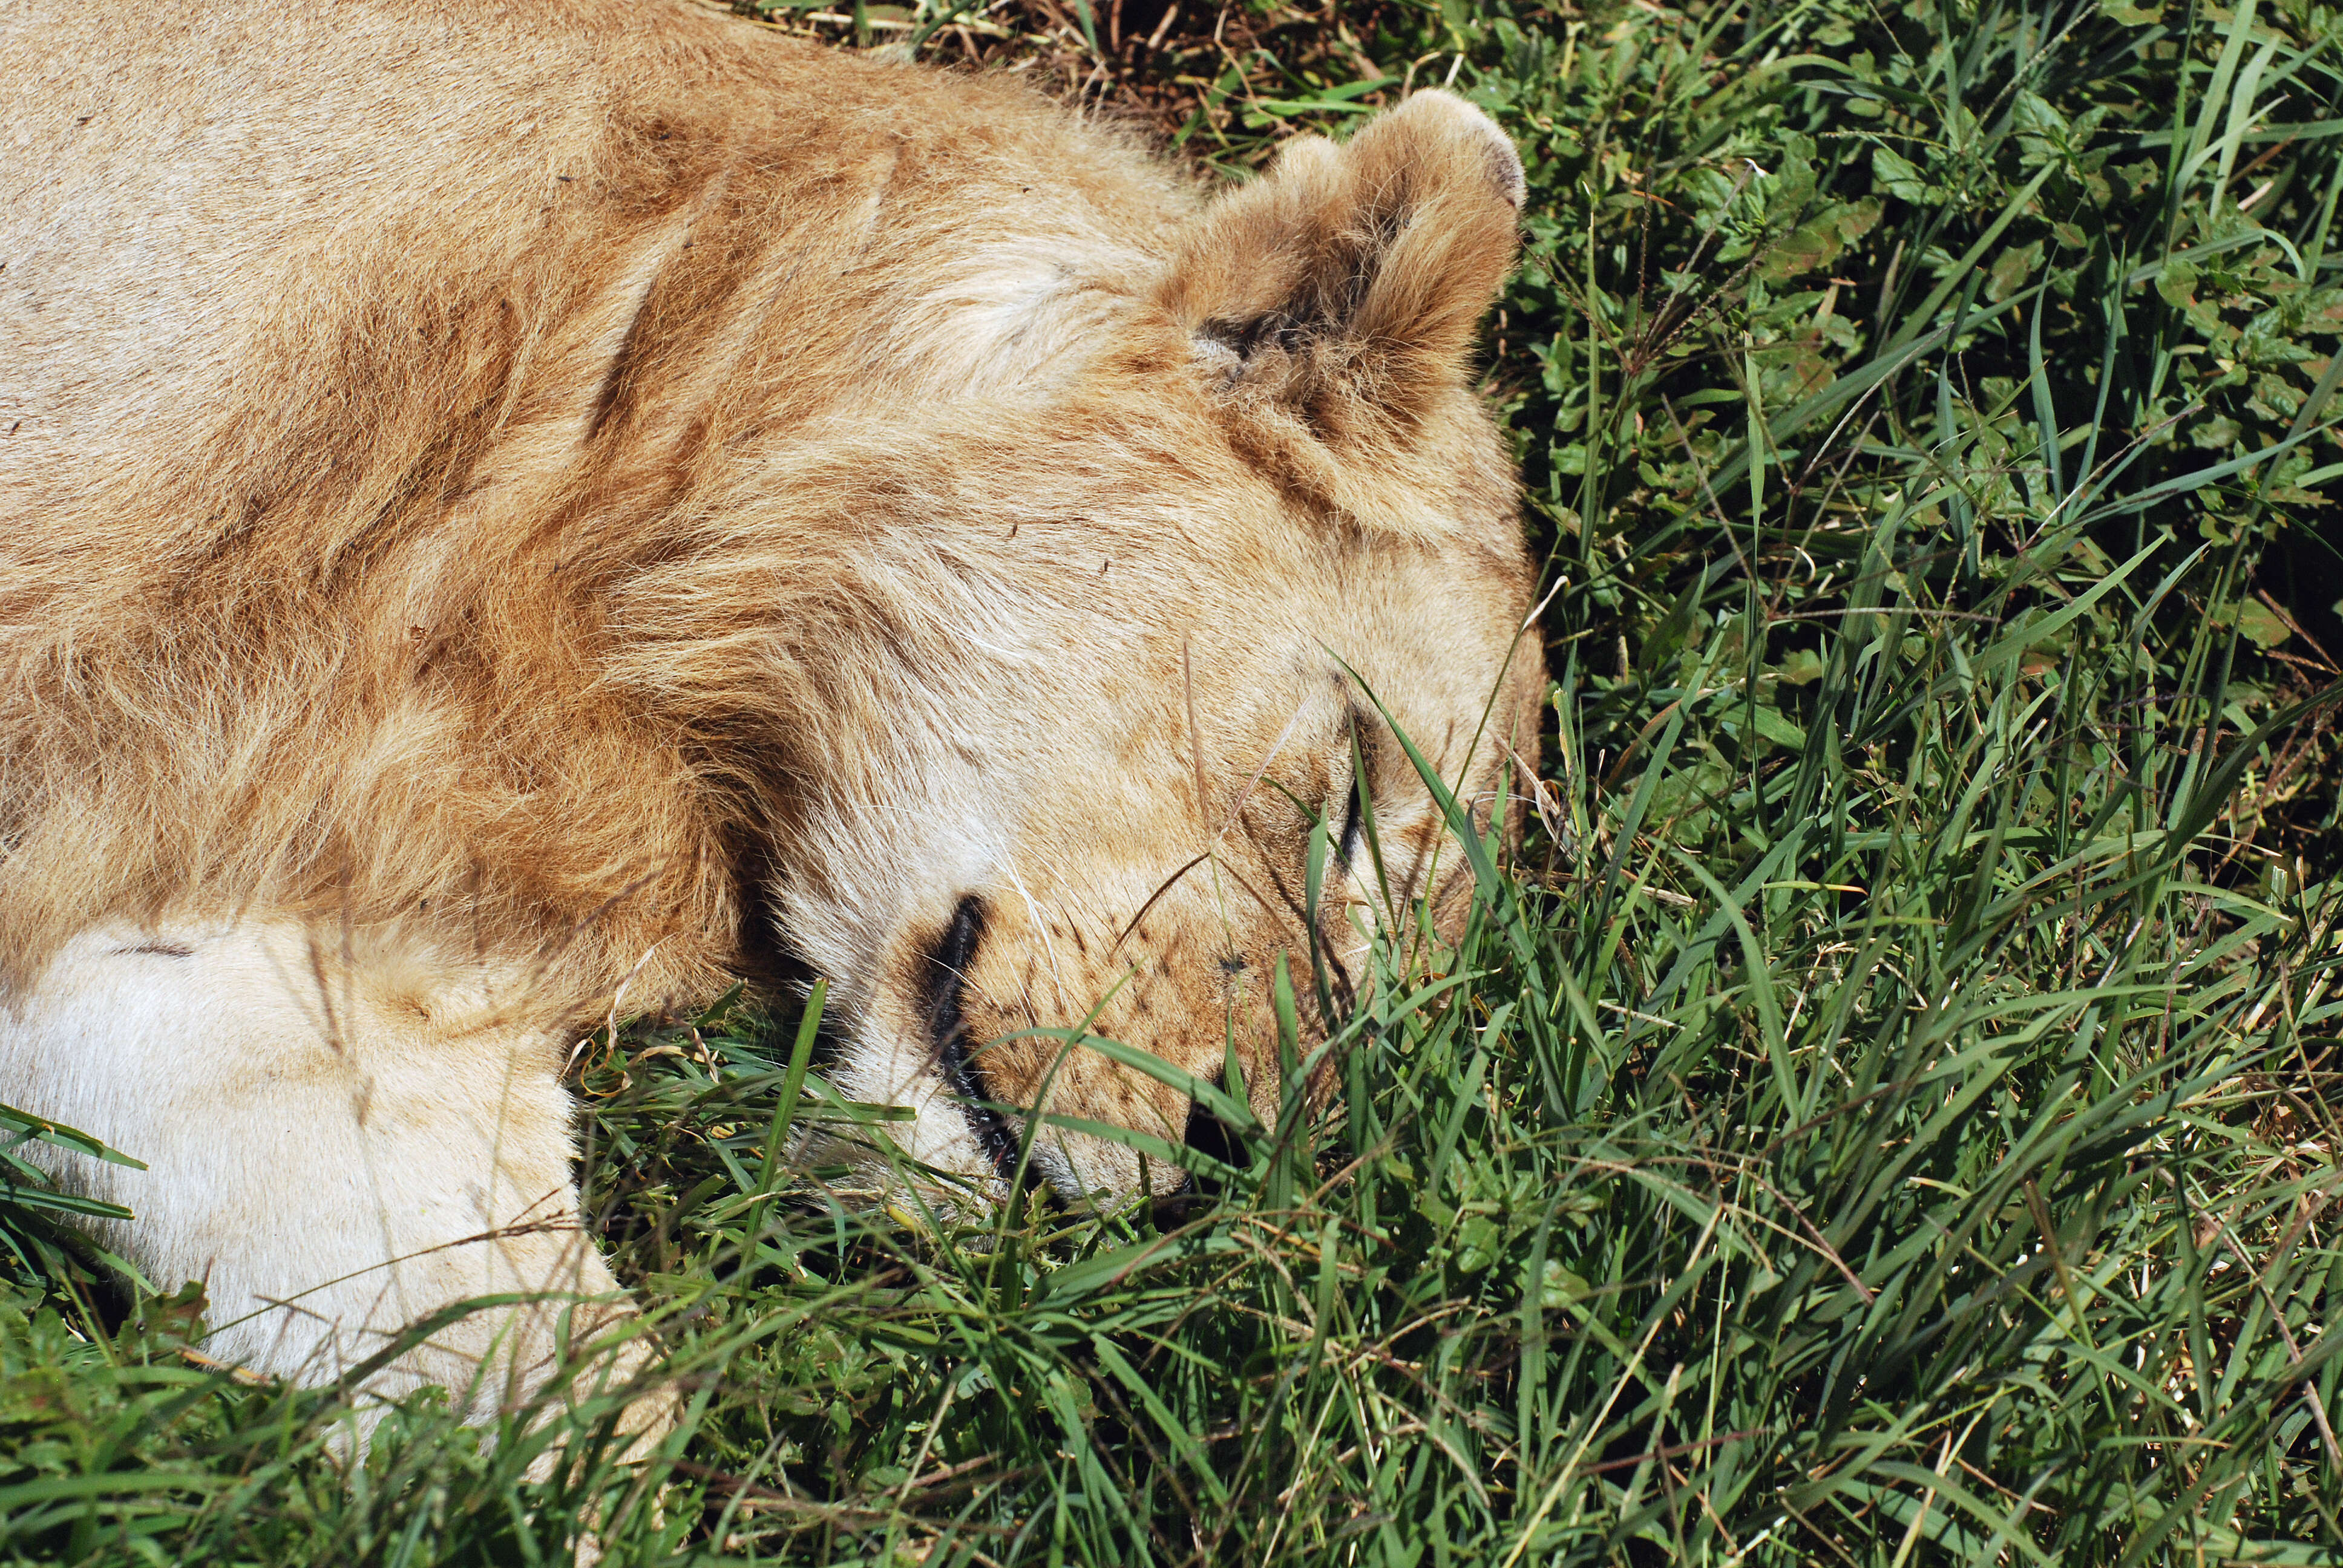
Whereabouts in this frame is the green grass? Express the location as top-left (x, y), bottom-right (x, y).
top-left (6, 0), bottom-right (2343, 1561)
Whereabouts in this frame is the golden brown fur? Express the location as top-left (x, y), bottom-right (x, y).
top-left (0, 0), bottom-right (1539, 1403)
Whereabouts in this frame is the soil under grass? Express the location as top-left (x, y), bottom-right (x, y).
top-left (4, 0), bottom-right (2341, 1563)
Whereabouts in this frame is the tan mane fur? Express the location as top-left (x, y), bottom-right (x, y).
top-left (2, 7), bottom-right (1215, 1013)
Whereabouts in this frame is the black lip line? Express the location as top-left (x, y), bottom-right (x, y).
top-left (925, 895), bottom-right (1024, 1185)
top-left (937, 1031), bottom-right (1023, 1183)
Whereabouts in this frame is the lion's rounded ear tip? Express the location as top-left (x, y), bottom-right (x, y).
top-left (1391, 88), bottom-right (1526, 210)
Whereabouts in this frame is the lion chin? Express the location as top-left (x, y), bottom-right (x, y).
top-left (0, 1), bottom-right (1543, 1440)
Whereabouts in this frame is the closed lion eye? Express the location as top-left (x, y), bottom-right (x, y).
top-left (1337, 713), bottom-right (1380, 878)
top-left (1337, 768), bottom-right (1365, 872)
top-left (922, 894), bottom-right (986, 1048)
top-left (925, 895), bottom-right (1017, 1177)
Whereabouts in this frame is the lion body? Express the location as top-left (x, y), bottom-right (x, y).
top-left (0, 0), bottom-right (1539, 1416)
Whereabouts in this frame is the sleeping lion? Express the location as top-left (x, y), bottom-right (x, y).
top-left (0, 1), bottom-right (1543, 1425)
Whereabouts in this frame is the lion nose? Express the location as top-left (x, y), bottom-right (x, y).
top-left (1182, 1068), bottom-right (1244, 1179)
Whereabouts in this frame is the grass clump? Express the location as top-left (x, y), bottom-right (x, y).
top-left (5, 0), bottom-right (2343, 1562)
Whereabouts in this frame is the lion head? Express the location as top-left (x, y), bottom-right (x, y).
top-left (614, 90), bottom-right (1544, 1204)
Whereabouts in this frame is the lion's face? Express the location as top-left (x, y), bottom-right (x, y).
top-left (741, 91), bottom-right (1544, 1203)
top-left (779, 422), bottom-right (1542, 1203)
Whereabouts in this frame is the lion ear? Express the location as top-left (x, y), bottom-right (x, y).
top-left (1160, 90), bottom-right (1522, 445)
